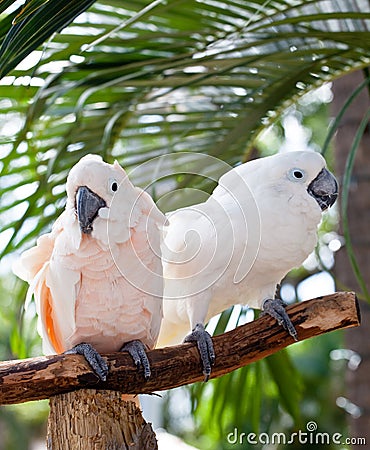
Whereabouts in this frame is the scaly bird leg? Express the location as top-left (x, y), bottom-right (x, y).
top-left (262, 298), bottom-right (298, 341)
top-left (184, 323), bottom-right (215, 382)
top-left (65, 343), bottom-right (109, 381)
top-left (121, 340), bottom-right (151, 380)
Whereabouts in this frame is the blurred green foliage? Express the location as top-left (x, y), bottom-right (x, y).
top-left (0, 277), bottom-right (48, 449)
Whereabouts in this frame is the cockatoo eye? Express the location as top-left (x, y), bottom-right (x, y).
top-left (288, 168), bottom-right (306, 182)
top-left (109, 179), bottom-right (118, 193)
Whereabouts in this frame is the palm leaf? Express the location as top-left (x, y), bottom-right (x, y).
top-left (265, 350), bottom-right (303, 426)
top-left (0, 0), bottom-right (96, 76)
top-left (0, 0), bottom-right (369, 254)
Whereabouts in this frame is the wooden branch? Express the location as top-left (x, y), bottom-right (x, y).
top-left (0, 292), bottom-right (360, 406)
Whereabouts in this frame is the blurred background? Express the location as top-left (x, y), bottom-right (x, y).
top-left (0, 1), bottom-right (369, 449)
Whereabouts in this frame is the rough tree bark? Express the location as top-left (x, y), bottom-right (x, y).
top-left (47, 390), bottom-right (157, 450)
top-left (332, 70), bottom-right (370, 446)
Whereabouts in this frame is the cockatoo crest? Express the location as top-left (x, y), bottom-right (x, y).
top-left (64, 154), bottom-right (164, 250)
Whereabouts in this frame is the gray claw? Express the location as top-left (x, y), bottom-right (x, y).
top-left (121, 340), bottom-right (151, 380)
top-left (65, 343), bottom-right (109, 381)
top-left (184, 323), bottom-right (215, 381)
top-left (262, 298), bottom-right (298, 341)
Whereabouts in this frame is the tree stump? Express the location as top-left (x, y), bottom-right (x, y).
top-left (47, 389), bottom-right (157, 450)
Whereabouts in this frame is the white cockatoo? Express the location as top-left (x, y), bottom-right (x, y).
top-left (13, 154), bottom-right (165, 381)
top-left (158, 151), bottom-right (338, 379)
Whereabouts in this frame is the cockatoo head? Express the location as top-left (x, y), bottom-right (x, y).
top-left (270, 151), bottom-right (338, 211)
top-left (228, 151), bottom-right (338, 212)
top-left (218, 151), bottom-right (338, 215)
top-left (66, 154), bottom-right (132, 235)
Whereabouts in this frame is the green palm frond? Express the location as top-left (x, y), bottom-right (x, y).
top-left (0, 0), bottom-right (369, 255)
top-left (0, 0), bottom-right (96, 76)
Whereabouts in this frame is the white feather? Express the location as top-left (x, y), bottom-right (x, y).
top-left (158, 151), bottom-right (327, 346)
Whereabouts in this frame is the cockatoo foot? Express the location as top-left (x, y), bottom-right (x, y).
top-left (262, 298), bottom-right (298, 341)
top-left (184, 323), bottom-right (215, 382)
top-left (65, 343), bottom-right (109, 381)
top-left (121, 340), bottom-right (151, 380)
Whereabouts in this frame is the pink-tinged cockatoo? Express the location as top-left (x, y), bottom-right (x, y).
top-left (158, 151), bottom-right (338, 379)
top-left (13, 154), bottom-right (165, 381)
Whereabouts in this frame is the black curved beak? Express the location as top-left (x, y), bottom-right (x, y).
top-left (76, 186), bottom-right (106, 234)
top-left (307, 168), bottom-right (338, 211)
